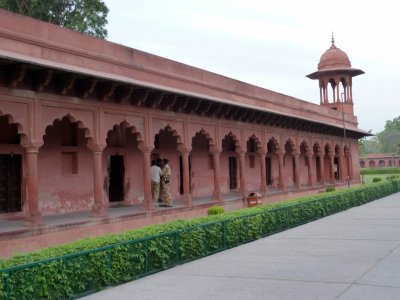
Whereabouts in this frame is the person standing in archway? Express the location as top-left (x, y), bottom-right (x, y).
top-left (150, 159), bottom-right (161, 206)
top-left (160, 158), bottom-right (173, 207)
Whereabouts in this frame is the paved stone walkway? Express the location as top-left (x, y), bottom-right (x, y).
top-left (82, 192), bottom-right (400, 300)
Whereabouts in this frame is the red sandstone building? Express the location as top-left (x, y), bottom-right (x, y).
top-left (360, 154), bottom-right (400, 168)
top-left (0, 11), bottom-right (369, 223)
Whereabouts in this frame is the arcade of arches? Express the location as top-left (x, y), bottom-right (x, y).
top-left (0, 110), bottom-right (355, 221)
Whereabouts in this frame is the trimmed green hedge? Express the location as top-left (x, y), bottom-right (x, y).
top-left (1, 180), bottom-right (399, 299)
top-left (360, 167), bottom-right (400, 175)
top-left (207, 205), bottom-right (225, 215)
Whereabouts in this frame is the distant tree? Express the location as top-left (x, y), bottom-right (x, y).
top-left (358, 137), bottom-right (367, 157)
top-left (378, 130), bottom-right (400, 153)
top-left (364, 137), bottom-right (383, 154)
top-left (0, 0), bottom-right (109, 38)
top-left (384, 116), bottom-right (400, 131)
top-left (377, 116), bottom-right (400, 154)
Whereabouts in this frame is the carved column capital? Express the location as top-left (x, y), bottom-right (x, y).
top-left (87, 143), bottom-right (106, 153)
top-left (178, 145), bottom-right (191, 156)
top-left (21, 141), bottom-right (43, 152)
top-left (138, 144), bottom-right (154, 154)
top-left (210, 146), bottom-right (221, 155)
top-left (257, 149), bottom-right (266, 157)
top-left (236, 148), bottom-right (245, 156)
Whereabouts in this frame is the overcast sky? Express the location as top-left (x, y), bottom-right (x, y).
top-left (103, 0), bottom-right (398, 134)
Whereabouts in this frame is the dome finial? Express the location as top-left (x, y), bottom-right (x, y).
top-left (331, 32), bottom-right (335, 45)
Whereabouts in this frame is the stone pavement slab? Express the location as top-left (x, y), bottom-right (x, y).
top-left (82, 193), bottom-right (400, 300)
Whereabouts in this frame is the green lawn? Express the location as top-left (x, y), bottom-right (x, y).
top-left (362, 173), bottom-right (399, 184)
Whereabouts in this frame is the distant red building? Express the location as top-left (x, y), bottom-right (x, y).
top-left (360, 154), bottom-right (400, 168)
top-left (0, 10), bottom-right (369, 224)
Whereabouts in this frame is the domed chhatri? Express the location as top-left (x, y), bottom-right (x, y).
top-left (307, 35), bottom-right (364, 116)
top-left (318, 36), bottom-right (351, 70)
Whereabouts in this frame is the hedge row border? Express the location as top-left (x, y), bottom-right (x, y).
top-left (1, 180), bottom-right (399, 299)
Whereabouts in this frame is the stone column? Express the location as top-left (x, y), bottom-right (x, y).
top-left (348, 154), bottom-right (353, 180)
top-left (237, 149), bottom-right (246, 196)
top-left (139, 146), bottom-right (154, 210)
top-left (330, 155), bottom-right (336, 184)
top-left (90, 145), bottom-right (106, 216)
top-left (211, 148), bottom-right (222, 201)
top-left (293, 154), bottom-right (300, 189)
top-left (180, 148), bottom-right (192, 205)
top-left (278, 151), bottom-right (285, 190)
top-left (319, 152), bottom-right (325, 186)
top-left (338, 154), bottom-right (344, 181)
top-left (25, 147), bottom-right (42, 224)
top-left (258, 150), bottom-right (267, 193)
top-left (307, 155), bottom-right (313, 186)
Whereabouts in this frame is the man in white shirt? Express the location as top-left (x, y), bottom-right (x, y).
top-left (150, 159), bottom-right (162, 205)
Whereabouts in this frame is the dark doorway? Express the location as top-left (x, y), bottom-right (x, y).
top-left (179, 156), bottom-right (191, 195)
top-left (229, 156), bottom-right (237, 190)
top-left (316, 156), bottom-right (321, 182)
top-left (0, 154), bottom-right (22, 213)
top-left (292, 157), bottom-right (296, 183)
top-left (108, 155), bottom-right (125, 202)
top-left (265, 157), bottom-right (272, 185)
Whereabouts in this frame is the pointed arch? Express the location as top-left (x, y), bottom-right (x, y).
top-left (189, 129), bottom-right (216, 198)
top-left (300, 140), bottom-right (310, 155)
top-left (104, 120), bottom-right (146, 205)
top-left (284, 138), bottom-right (297, 155)
top-left (161, 125), bottom-right (183, 145)
top-left (221, 132), bottom-right (240, 152)
top-left (324, 143), bottom-right (332, 156)
top-left (106, 120), bottom-right (144, 148)
top-left (334, 143), bottom-right (341, 156)
top-left (0, 111), bottom-right (28, 146)
top-left (246, 134), bottom-right (262, 153)
top-left (267, 136), bottom-right (280, 154)
top-left (191, 128), bottom-right (215, 151)
top-left (43, 114), bottom-right (94, 147)
top-left (39, 114), bottom-right (97, 214)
